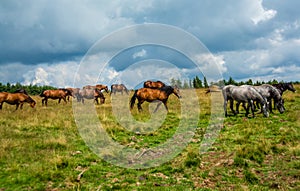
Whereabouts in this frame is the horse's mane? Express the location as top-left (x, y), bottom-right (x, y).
top-left (159, 86), bottom-right (174, 95)
top-left (59, 88), bottom-right (73, 95)
top-left (14, 89), bottom-right (28, 95)
top-left (269, 85), bottom-right (281, 100)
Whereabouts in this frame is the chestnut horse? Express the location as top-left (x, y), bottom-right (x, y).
top-left (110, 84), bottom-right (129, 95)
top-left (143, 80), bottom-right (166, 89)
top-left (130, 85), bottom-right (181, 112)
top-left (78, 88), bottom-right (105, 104)
top-left (40, 89), bottom-right (73, 106)
top-left (0, 92), bottom-right (36, 110)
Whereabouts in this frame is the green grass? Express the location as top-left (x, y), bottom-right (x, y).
top-left (0, 86), bottom-right (299, 190)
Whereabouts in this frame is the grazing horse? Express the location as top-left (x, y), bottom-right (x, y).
top-left (143, 80), bottom-right (166, 89)
top-left (40, 89), bottom-right (73, 106)
top-left (130, 85), bottom-right (181, 112)
top-left (110, 84), bottom-right (129, 95)
top-left (0, 92), bottom-right (36, 110)
top-left (83, 84), bottom-right (109, 93)
top-left (272, 82), bottom-right (296, 95)
top-left (78, 88), bottom-right (105, 104)
top-left (222, 85), bottom-right (269, 117)
top-left (252, 84), bottom-right (285, 113)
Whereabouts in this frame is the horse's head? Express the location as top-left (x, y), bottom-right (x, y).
top-left (173, 86), bottom-right (182, 99)
top-left (261, 104), bottom-right (269, 117)
top-left (286, 83), bottom-right (296, 92)
top-left (104, 86), bottom-right (109, 93)
top-left (30, 100), bottom-right (36, 108)
top-left (276, 98), bottom-right (285, 114)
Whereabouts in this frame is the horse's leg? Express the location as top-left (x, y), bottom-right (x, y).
top-left (62, 97), bottom-right (67, 104)
top-left (235, 102), bottom-right (240, 114)
top-left (224, 100), bottom-right (228, 117)
top-left (42, 98), bottom-right (48, 106)
top-left (94, 97), bottom-right (99, 104)
top-left (20, 103), bottom-right (24, 109)
top-left (15, 103), bottom-right (19, 110)
top-left (137, 100), bottom-right (144, 112)
top-left (163, 101), bottom-right (168, 112)
top-left (0, 102), bottom-right (2, 110)
top-left (244, 101), bottom-right (250, 117)
top-left (58, 98), bottom-right (61, 104)
top-left (268, 98), bottom-right (273, 113)
top-left (229, 99), bottom-right (235, 114)
top-left (154, 102), bottom-right (163, 113)
top-left (255, 101), bottom-right (260, 110)
top-left (248, 100), bottom-right (255, 117)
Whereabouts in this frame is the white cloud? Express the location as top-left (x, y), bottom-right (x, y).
top-left (132, 49), bottom-right (147, 59)
top-left (250, 0), bottom-right (277, 25)
top-left (22, 61), bottom-right (79, 87)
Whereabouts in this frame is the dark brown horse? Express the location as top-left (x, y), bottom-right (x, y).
top-left (272, 82), bottom-right (296, 95)
top-left (40, 89), bottom-right (73, 106)
top-left (110, 84), bottom-right (129, 95)
top-left (143, 80), bottom-right (166, 89)
top-left (0, 92), bottom-right (36, 110)
top-left (83, 84), bottom-right (109, 93)
top-left (78, 88), bottom-right (105, 104)
top-left (130, 85), bottom-right (181, 112)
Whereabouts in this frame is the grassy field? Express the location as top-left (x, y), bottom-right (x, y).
top-left (0, 85), bottom-right (299, 190)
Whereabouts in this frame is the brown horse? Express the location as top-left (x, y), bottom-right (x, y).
top-left (130, 85), bottom-right (181, 112)
top-left (143, 80), bottom-right (166, 89)
top-left (83, 84), bottom-right (109, 93)
top-left (78, 88), bottom-right (105, 104)
top-left (110, 84), bottom-right (129, 95)
top-left (0, 92), bottom-right (36, 110)
top-left (40, 89), bottom-right (73, 106)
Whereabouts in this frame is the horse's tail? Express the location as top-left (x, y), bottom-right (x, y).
top-left (130, 90), bottom-right (138, 109)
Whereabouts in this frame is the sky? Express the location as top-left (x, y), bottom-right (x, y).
top-left (1, 0), bottom-right (300, 88)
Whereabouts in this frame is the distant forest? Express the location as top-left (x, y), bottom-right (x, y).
top-left (1, 77), bottom-right (299, 95)
top-left (171, 76), bottom-right (300, 89)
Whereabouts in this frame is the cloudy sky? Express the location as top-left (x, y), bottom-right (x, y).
top-left (1, 0), bottom-right (300, 88)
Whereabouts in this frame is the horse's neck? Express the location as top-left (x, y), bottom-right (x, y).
top-left (255, 91), bottom-right (266, 104)
top-left (271, 87), bottom-right (281, 100)
top-left (162, 87), bottom-right (173, 96)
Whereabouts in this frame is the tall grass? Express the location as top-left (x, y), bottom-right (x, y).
top-left (0, 86), bottom-right (299, 190)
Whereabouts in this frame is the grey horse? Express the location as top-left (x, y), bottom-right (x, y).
top-left (222, 85), bottom-right (269, 117)
top-left (252, 84), bottom-right (285, 113)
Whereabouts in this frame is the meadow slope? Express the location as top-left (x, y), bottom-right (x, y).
top-left (0, 85), bottom-right (299, 190)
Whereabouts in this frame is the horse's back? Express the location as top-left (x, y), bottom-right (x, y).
top-left (0, 92), bottom-right (9, 101)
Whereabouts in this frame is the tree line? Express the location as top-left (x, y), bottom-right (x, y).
top-left (0, 82), bottom-right (56, 95)
top-left (170, 76), bottom-right (300, 89)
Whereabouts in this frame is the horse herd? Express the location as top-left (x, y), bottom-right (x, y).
top-left (222, 82), bottom-right (296, 117)
top-left (0, 80), bottom-right (296, 118)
